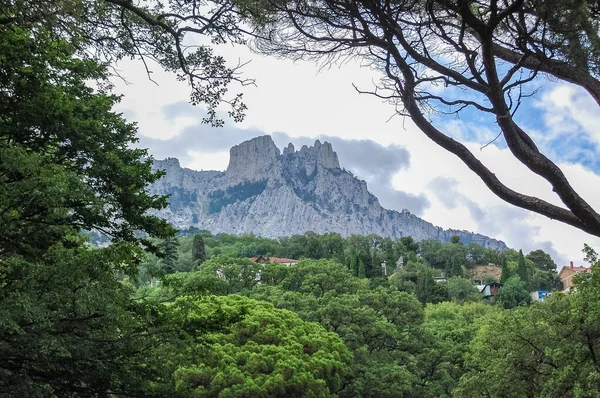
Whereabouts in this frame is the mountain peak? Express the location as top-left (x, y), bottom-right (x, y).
top-left (293, 139), bottom-right (340, 171)
top-left (226, 135), bottom-right (281, 184)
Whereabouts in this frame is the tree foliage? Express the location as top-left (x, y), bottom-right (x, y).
top-left (2, 0), bottom-right (253, 125)
top-left (494, 275), bottom-right (531, 309)
top-left (458, 264), bottom-right (600, 397)
top-left (526, 249), bottom-right (558, 272)
top-left (0, 22), bottom-right (178, 395)
top-left (0, 24), bottom-right (173, 259)
top-left (0, 243), bottom-right (163, 396)
top-left (192, 234), bottom-right (207, 265)
top-left (162, 295), bottom-right (352, 397)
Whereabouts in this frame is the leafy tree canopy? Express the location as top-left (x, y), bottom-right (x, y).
top-left (158, 295), bottom-right (352, 397)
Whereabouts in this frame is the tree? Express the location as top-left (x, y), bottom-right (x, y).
top-left (526, 249), bottom-right (558, 272)
top-left (530, 268), bottom-right (562, 291)
top-left (278, 259), bottom-right (360, 296)
top-left (161, 295), bottom-right (352, 397)
top-left (391, 261), bottom-right (448, 304)
top-left (516, 250), bottom-right (530, 287)
top-left (583, 243), bottom-right (599, 265)
top-left (246, 0), bottom-right (600, 237)
top-left (457, 261), bottom-right (600, 398)
top-left (193, 255), bottom-right (262, 295)
top-left (306, 232), bottom-right (326, 259)
top-left (4, 0), bottom-right (252, 126)
top-left (161, 236), bottom-right (180, 274)
top-left (0, 243), bottom-right (172, 397)
top-left (0, 23), bottom-right (177, 394)
top-left (419, 302), bottom-right (498, 398)
top-left (494, 276), bottom-right (531, 309)
top-left (349, 249), bottom-right (358, 275)
top-left (400, 236), bottom-right (420, 254)
top-left (500, 255), bottom-right (511, 283)
top-left (0, 24), bottom-right (173, 259)
top-left (358, 259), bottom-right (366, 279)
top-left (192, 234), bottom-right (207, 265)
top-left (446, 277), bottom-right (481, 303)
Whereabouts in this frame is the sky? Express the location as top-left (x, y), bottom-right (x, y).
top-left (110, 41), bottom-right (600, 267)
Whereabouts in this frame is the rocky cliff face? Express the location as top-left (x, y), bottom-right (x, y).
top-left (149, 136), bottom-right (507, 249)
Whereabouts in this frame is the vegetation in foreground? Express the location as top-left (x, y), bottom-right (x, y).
top-left (2, 1), bottom-right (600, 397)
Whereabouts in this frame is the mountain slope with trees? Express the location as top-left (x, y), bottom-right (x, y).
top-left (148, 138), bottom-right (507, 250)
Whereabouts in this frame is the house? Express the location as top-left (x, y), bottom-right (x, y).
top-left (478, 282), bottom-right (502, 299)
top-left (249, 256), bottom-right (298, 266)
top-left (530, 290), bottom-right (550, 302)
top-left (558, 261), bottom-right (591, 292)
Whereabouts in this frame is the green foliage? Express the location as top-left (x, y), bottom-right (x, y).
top-left (400, 236), bottom-right (419, 253)
top-left (161, 236), bottom-right (181, 274)
top-left (0, 23), bottom-right (175, 396)
top-left (526, 249), bottom-right (557, 272)
top-left (530, 268), bottom-right (562, 291)
top-left (494, 276), bottom-right (531, 309)
top-left (0, 24), bottom-right (173, 260)
top-left (466, 242), bottom-right (501, 267)
top-left (445, 277), bottom-right (481, 304)
top-left (0, 242), bottom-right (163, 396)
top-left (583, 243), bottom-right (599, 265)
top-left (357, 259), bottom-right (366, 278)
top-left (516, 249), bottom-right (530, 286)
top-left (195, 255), bottom-right (263, 295)
top-left (457, 269), bottom-right (600, 398)
top-left (418, 302), bottom-right (498, 397)
top-left (192, 234), bottom-right (207, 264)
top-left (306, 232), bottom-right (326, 259)
top-left (277, 259), bottom-right (360, 297)
top-left (390, 260), bottom-right (448, 304)
top-left (163, 295), bottom-right (352, 397)
top-left (418, 239), bottom-right (470, 277)
top-left (500, 255), bottom-right (511, 283)
top-left (349, 250), bottom-right (358, 276)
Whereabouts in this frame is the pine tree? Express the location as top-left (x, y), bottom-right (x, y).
top-left (358, 259), bottom-right (366, 279)
top-left (192, 234), bottom-right (207, 264)
top-left (349, 251), bottom-right (357, 274)
top-left (501, 255), bottom-right (511, 283)
top-left (516, 250), bottom-right (530, 287)
top-left (161, 236), bottom-right (180, 274)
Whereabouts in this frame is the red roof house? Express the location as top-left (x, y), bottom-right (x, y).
top-left (249, 256), bottom-right (298, 266)
top-left (559, 261), bottom-right (591, 292)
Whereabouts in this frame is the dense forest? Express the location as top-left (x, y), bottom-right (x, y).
top-left (2, 0), bottom-right (600, 397)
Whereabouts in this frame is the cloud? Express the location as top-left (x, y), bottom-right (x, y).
top-left (531, 84), bottom-right (600, 171)
top-left (137, 102), bottom-right (265, 164)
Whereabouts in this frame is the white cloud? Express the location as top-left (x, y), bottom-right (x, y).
top-left (537, 84), bottom-right (600, 148)
top-left (186, 151), bottom-right (230, 171)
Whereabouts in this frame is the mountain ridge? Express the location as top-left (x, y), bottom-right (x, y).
top-left (148, 136), bottom-right (507, 250)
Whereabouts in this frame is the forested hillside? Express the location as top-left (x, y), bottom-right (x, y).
top-left (127, 239), bottom-right (600, 397)
top-left (136, 230), bottom-right (562, 300)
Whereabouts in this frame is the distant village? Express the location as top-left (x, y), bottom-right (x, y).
top-left (249, 255), bottom-right (590, 302)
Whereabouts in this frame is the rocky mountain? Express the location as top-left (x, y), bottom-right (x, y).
top-left (149, 136), bottom-right (507, 250)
